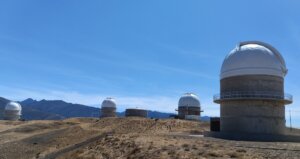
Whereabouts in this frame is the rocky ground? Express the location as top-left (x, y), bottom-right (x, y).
top-left (0, 117), bottom-right (300, 159)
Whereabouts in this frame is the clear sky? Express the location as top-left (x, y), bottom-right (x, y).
top-left (1, 0), bottom-right (300, 127)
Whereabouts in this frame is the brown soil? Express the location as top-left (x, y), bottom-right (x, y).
top-left (0, 117), bottom-right (299, 159)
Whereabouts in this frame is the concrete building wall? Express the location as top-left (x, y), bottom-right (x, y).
top-left (220, 75), bottom-right (286, 135)
top-left (178, 106), bottom-right (201, 120)
top-left (125, 109), bottom-right (148, 118)
top-left (221, 75), bottom-right (284, 93)
top-left (3, 110), bottom-right (21, 121)
top-left (100, 107), bottom-right (116, 118)
top-left (221, 100), bottom-right (285, 134)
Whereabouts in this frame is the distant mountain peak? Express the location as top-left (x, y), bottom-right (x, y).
top-left (21, 98), bottom-right (37, 105)
top-left (23, 98), bottom-right (35, 102)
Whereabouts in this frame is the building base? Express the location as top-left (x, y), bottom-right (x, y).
top-left (204, 131), bottom-right (300, 142)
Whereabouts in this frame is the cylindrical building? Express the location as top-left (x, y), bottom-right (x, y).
top-left (177, 93), bottom-right (202, 120)
top-left (125, 108), bottom-right (148, 118)
top-left (214, 41), bottom-right (293, 135)
top-left (100, 97), bottom-right (117, 118)
top-left (4, 102), bottom-right (22, 121)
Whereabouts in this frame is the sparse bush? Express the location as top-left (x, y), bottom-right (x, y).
top-left (182, 144), bottom-right (189, 148)
top-left (203, 143), bottom-right (210, 147)
top-left (192, 145), bottom-right (198, 150)
top-left (206, 151), bottom-right (222, 157)
top-left (227, 152), bottom-right (241, 158)
top-left (184, 148), bottom-right (190, 151)
top-left (236, 149), bottom-right (246, 153)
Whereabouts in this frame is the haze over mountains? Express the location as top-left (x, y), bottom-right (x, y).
top-left (0, 97), bottom-right (209, 120)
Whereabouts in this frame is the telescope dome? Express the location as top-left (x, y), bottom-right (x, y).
top-left (5, 102), bottom-right (22, 111)
top-left (221, 41), bottom-right (287, 79)
top-left (178, 93), bottom-right (200, 107)
top-left (5, 102), bottom-right (22, 114)
top-left (101, 97), bottom-right (116, 108)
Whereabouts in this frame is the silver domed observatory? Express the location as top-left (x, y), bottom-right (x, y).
top-left (177, 93), bottom-right (203, 120)
top-left (100, 97), bottom-right (117, 118)
top-left (214, 41), bottom-right (293, 134)
top-left (4, 102), bottom-right (22, 121)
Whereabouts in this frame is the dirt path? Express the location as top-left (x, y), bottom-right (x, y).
top-left (42, 132), bottom-right (111, 159)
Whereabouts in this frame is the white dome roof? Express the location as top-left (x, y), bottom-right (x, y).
top-left (5, 102), bottom-right (22, 111)
top-left (178, 93), bottom-right (200, 107)
top-left (221, 41), bottom-right (288, 79)
top-left (101, 97), bottom-right (116, 108)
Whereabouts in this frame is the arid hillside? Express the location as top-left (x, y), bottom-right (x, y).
top-left (0, 118), bottom-right (300, 159)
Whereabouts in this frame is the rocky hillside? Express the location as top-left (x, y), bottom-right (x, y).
top-left (1, 118), bottom-right (299, 159)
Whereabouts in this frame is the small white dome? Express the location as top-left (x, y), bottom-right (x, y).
top-left (178, 93), bottom-right (200, 107)
top-left (5, 102), bottom-right (22, 111)
top-left (101, 97), bottom-right (116, 108)
top-left (221, 41), bottom-right (287, 79)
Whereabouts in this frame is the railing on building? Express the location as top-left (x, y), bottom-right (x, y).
top-left (213, 91), bottom-right (293, 104)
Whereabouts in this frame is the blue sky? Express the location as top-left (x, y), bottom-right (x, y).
top-left (1, 0), bottom-right (300, 127)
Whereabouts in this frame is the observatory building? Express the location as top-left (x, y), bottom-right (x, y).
top-left (100, 97), bottom-right (117, 118)
top-left (214, 41), bottom-right (293, 135)
top-left (177, 93), bottom-right (202, 120)
top-left (125, 108), bottom-right (148, 118)
top-left (4, 102), bottom-right (22, 121)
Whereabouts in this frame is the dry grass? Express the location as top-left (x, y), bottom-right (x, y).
top-left (0, 118), bottom-right (299, 159)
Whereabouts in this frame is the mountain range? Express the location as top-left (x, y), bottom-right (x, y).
top-left (0, 97), bottom-right (210, 121)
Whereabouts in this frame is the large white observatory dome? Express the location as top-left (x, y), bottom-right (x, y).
top-left (5, 102), bottom-right (22, 114)
top-left (101, 97), bottom-right (116, 108)
top-left (178, 93), bottom-right (200, 107)
top-left (221, 41), bottom-right (287, 79)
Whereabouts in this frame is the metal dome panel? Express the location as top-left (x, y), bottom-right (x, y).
top-left (178, 93), bottom-right (200, 107)
top-left (221, 41), bottom-right (287, 79)
top-left (5, 102), bottom-right (22, 111)
top-left (101, 97), bottom-right (117, 108)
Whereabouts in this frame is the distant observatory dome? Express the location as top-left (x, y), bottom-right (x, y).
top-left (178, 93), bottom-right (200, 107)
top-left (177, 93), bottom-right (202, 120)
top-left (101, 97), bottom-right (116, 108)
top-left (221, 41), bottom-right (287, 79)
top-left (100, 97), bottom-right (117, 118)
top-left (4, 102), bottom-right (22, 120)
top-left (5, 102), bottom-right (22, 113)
